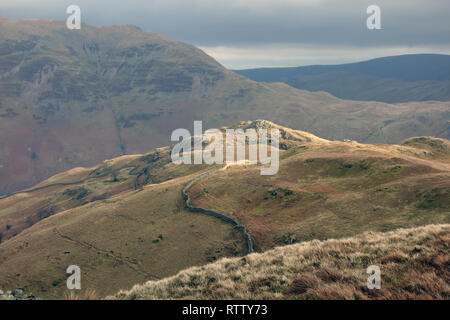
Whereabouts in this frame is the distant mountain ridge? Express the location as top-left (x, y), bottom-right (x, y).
top-left (235, 54), bottom-right (450, 102)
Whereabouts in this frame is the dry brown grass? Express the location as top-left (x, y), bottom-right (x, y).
top-left (65, 289), bottom-right (99, 300)
top-left (111, 224), bottom-right (450, 300)
top-left (1, 121), bottom-right (449, 299)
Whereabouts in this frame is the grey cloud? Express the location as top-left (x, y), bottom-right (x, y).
top-left (1, 0), bottom-right (449, 46)
top-left (1, 0), bottom-right (449, 67)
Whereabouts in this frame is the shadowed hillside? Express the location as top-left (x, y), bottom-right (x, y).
top-left (0, 18), bottom-right (449, 195)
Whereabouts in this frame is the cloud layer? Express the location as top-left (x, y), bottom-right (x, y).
top-left (1, 0), bottom-right (449, 68)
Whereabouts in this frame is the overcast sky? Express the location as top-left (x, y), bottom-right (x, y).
top-left (1, 0), bottom-right (449, 69)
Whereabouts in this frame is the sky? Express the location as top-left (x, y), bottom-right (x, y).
top-left (1, 0), bottom-right (449, 69)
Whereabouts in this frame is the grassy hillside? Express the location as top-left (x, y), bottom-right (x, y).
top-left (0, 18), bottom-right (449, 194)
top-left (235, 54), bottom-right (450, 103)
top-left (186, 122), bottom-right (450, 250)
top-left (112, 224), bottom-right (450, 300)
top-left (0, 163), bottom-right (246, 298)
top-left (0, 121), bottom-right (448, 299)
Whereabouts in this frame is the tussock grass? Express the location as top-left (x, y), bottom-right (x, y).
top-left (111, 224), bottom-right (450, 300)
top-left (65, 289), bottom-right (98, 300)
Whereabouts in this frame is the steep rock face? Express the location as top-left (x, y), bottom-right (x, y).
top-left (0, 17), bottom-right (449, 194)
top-left (0, 18), bottom-right (229, 194)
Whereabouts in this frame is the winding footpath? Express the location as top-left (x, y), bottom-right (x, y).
top-left (181, 169), bottom-right (255, 254)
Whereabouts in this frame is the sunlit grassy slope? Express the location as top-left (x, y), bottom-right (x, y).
top-left (0, 121), bottom-right (448, 299)
top-left (112, 224), bottom-right (450, 300)
top-left (187, 122), bottom-right (450, 250)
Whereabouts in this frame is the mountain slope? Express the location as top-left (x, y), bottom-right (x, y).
top-left (235, 54), bottom-right (450, 103)
top-left (0, 154), bottom-right (247, 298)
top-left (184, 121), bottom-right (450, 250)
top-left (0, 18), bottom-right (449, 195)
top-left (0, 121), bottom-right (448, 298)
top-left (111, 224), bottom-right (450, 300)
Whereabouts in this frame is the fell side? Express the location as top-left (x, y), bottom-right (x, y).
top-left (112, 224), bottom-right (450, 300)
